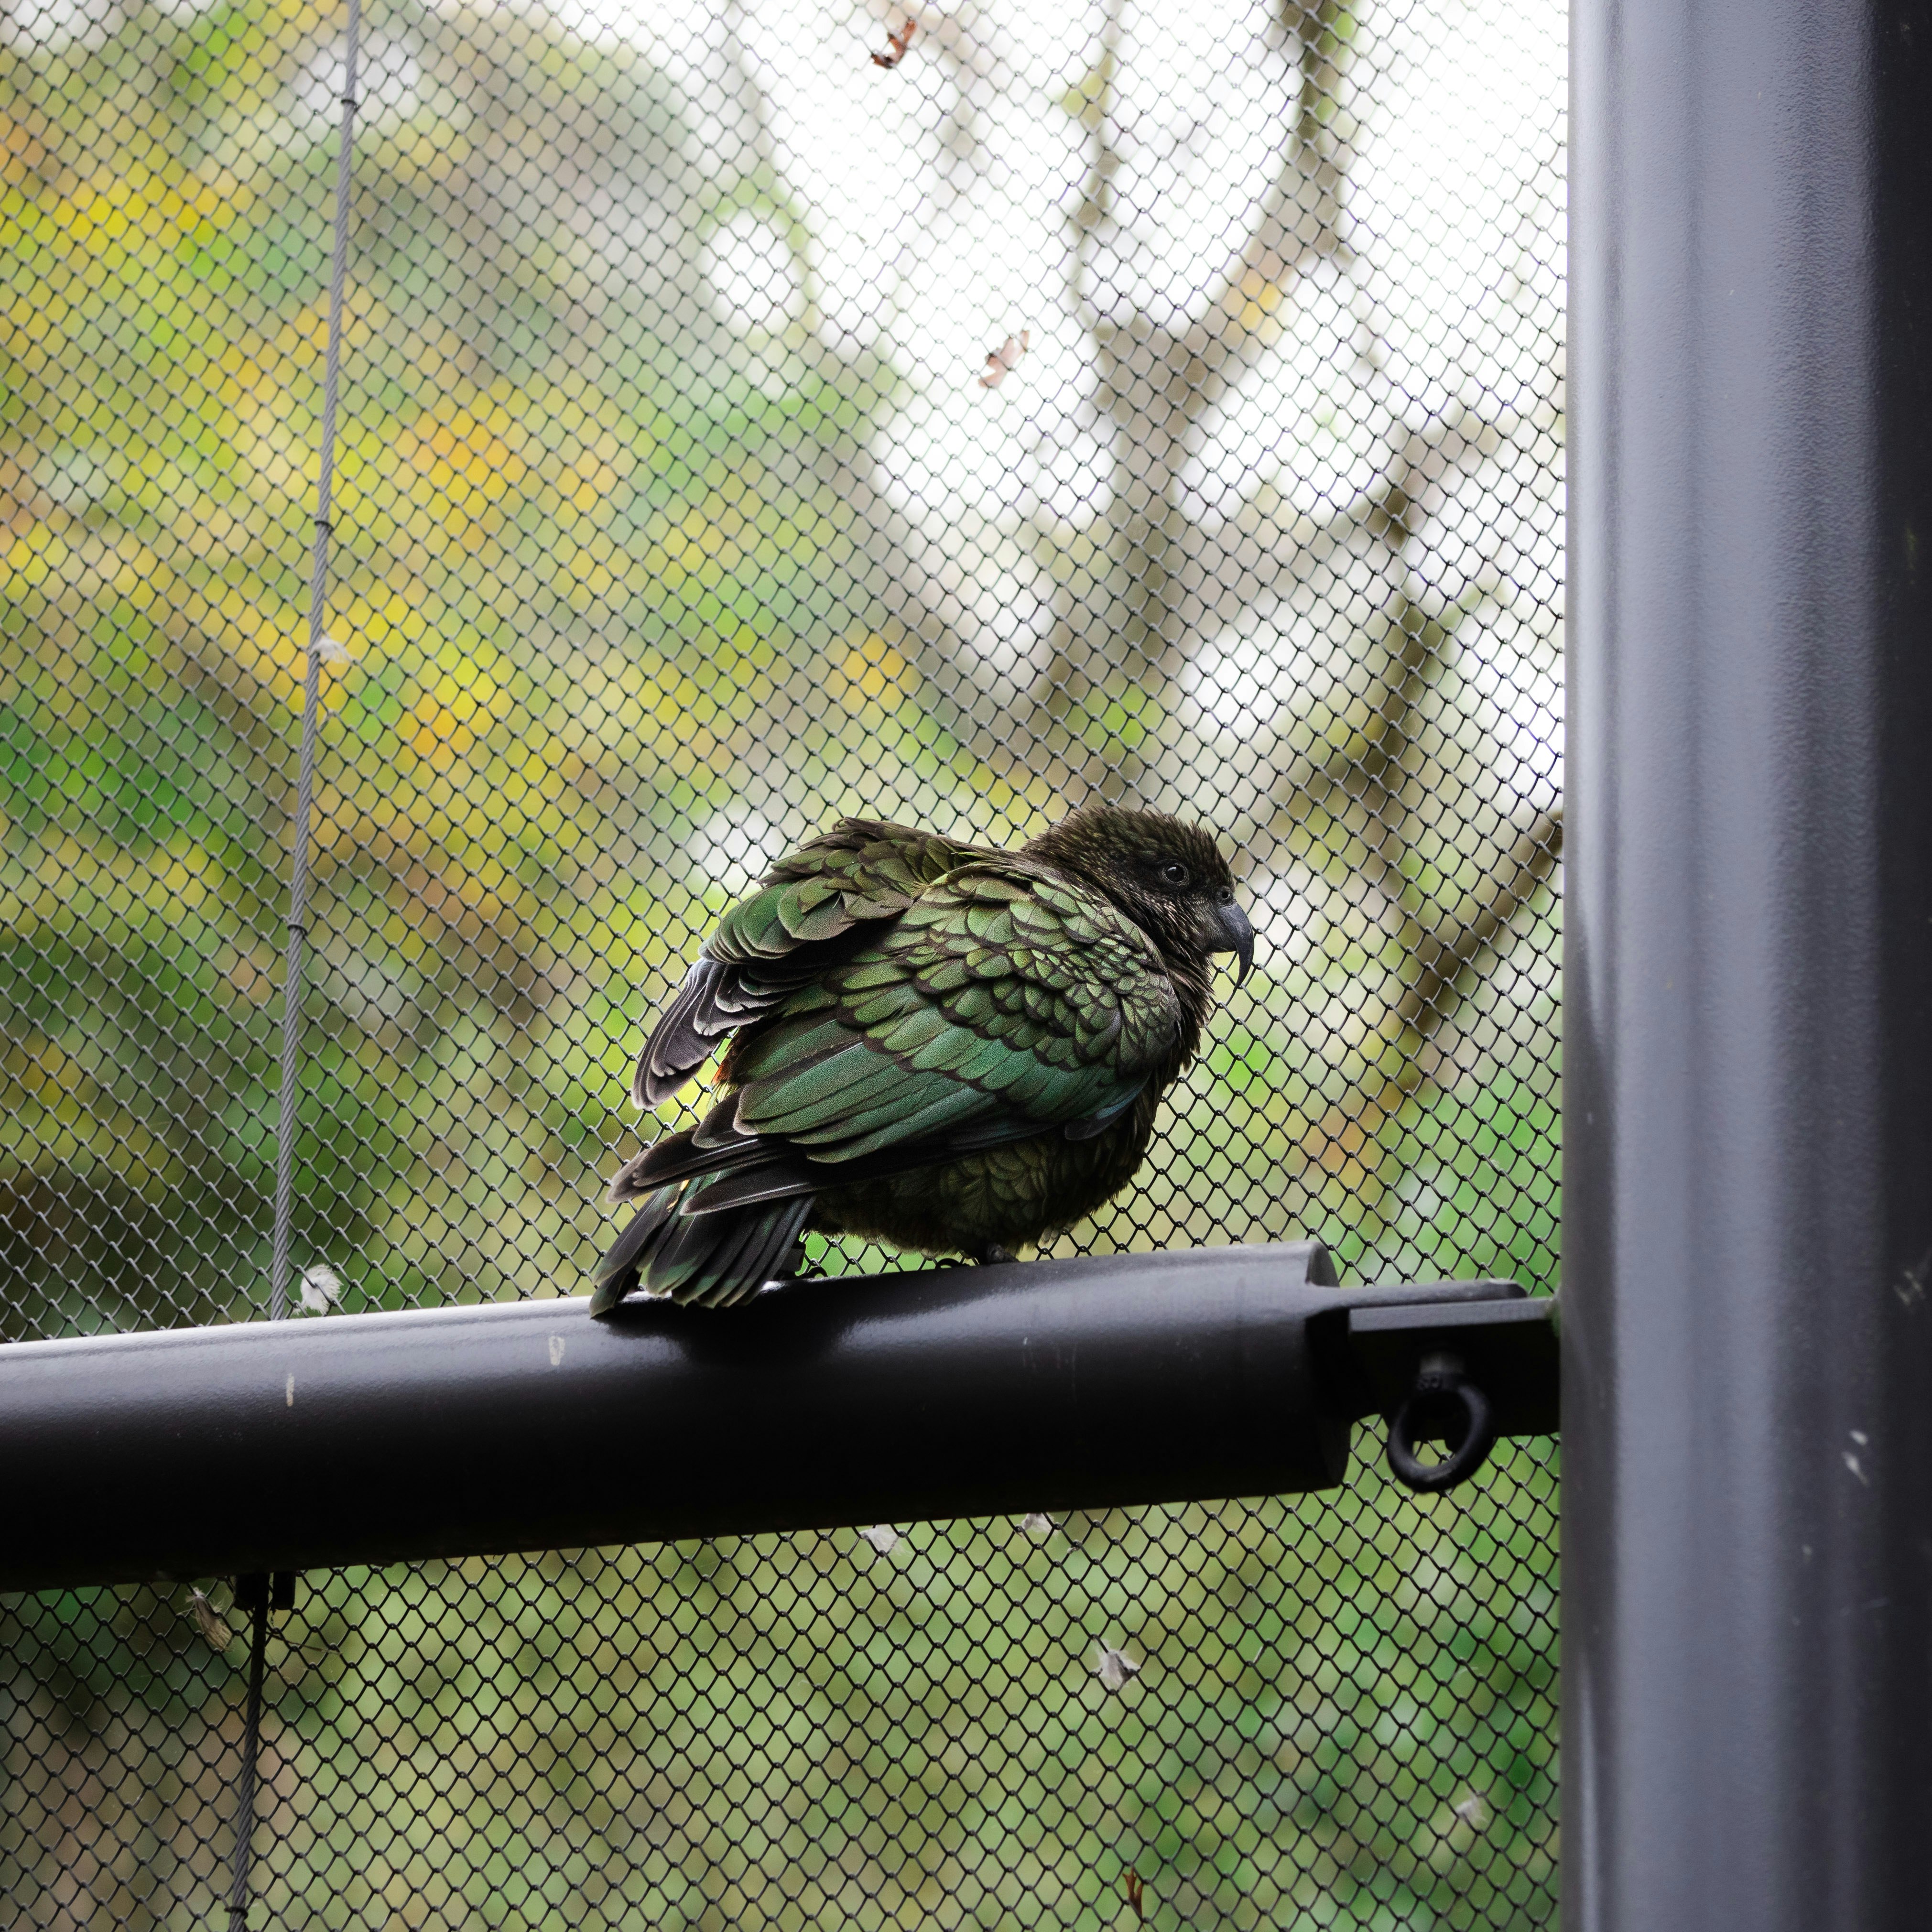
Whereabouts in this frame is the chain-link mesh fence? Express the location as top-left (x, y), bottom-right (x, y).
top-left (1, 0), bottom-right (1563, 1921)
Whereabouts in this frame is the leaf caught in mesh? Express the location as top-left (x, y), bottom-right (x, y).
top-left (978, 331), bottom-right (1031, 388)
top-left (185, 1587), bottom-right (233, 1651)
top-left (1094, 1643), bottom-right (1140, 1692)
top-left (1124, 1868), bottom-right (1145, 1921)
top-left (859, 1525), bottom-right (901, 1554)
top-left (298, 1263), bottom-right (343, 1314)
top-left (1451, 1791), bottom-right (1491, 1830)
top-left (1021, 1511), bottom-right (1055, 1539)
top-left (871, 18), bottom-right (915, 67)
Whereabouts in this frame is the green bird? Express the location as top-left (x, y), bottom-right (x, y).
top-left (590, 803), bottom-right (1256, 1312)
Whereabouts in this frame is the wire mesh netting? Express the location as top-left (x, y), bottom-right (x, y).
top-left (1, 0), bottom-right (1563, 1921)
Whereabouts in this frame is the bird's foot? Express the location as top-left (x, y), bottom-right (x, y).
top-left (972, 1243), bottom-right (1017, 1267)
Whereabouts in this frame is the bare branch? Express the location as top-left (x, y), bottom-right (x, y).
top-left (1396, 808), bottom-right (1563, 1036)
top-left (1013, 0), bottom-right (1359, 778)
top-left (1089, 0), bottom-right (1354, 437)
top-left (1300, 808), bottom-right (1562, 1180)
top-left (1264, 408), bottom-right (1520, 836)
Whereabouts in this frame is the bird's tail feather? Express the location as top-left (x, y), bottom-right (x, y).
top-left (607, 1121), bottom-right (758, 1203)
top-left (588, 1182), bottom-right (680, 1314)
top-left (590, 1179), bottom-right (813, 1314)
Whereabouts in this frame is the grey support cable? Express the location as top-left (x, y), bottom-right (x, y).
top-left (225, 1592), bottom-right (270, 1932)
top-left (232, 9), bottom-right (360, 1922)
top-left (269, 0), bottom-right (360, 1325)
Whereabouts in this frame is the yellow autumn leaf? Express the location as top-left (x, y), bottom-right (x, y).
top-left (832, 632), bottom-right (910, 713)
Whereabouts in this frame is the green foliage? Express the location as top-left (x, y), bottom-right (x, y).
top-left (0, 0), bottom-right (917, 1333)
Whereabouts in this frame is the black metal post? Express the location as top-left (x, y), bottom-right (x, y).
top-left (1568, 0), bottom-right (1932, 1926)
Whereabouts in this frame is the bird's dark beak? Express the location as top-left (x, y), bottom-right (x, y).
top-left (1211, 899), bottom-right (1256, 985)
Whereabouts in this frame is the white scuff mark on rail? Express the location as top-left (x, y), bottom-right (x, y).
top-left (549, 1335), bottom-right (566, 1367)
top-left (1894, 1248), bottom-right (1930, 1308)
top-left (286, 1373), bottom-right (295, 1409)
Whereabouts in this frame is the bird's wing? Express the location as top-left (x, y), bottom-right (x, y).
top-left (640, 860), bottom-right (1182, 1195)
top-left (632, 818), bottom-right (983, 1105)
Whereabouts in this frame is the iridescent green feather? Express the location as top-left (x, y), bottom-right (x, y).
top-left (599, 803), bottom-right (1239, 1310)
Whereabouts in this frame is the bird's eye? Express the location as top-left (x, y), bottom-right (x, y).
top-left (1161, 861), bottom-right (1190, 888)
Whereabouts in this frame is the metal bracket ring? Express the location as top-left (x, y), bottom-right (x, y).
top-left (1387, 1354), bottom-right (1499, 1493)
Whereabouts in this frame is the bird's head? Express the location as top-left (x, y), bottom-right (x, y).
top-left (1025, 804), bottom-right (1256, 985)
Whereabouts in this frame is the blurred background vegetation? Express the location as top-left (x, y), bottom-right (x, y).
top-left (1, 0), bottom-right (1563, 1921)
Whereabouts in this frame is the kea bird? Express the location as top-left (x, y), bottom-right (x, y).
top-left (591, 803), bottom-right (1256, 1312)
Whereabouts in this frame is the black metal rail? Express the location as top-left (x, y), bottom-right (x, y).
top-left (0, 1243), bottom-right (1554, 1593)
